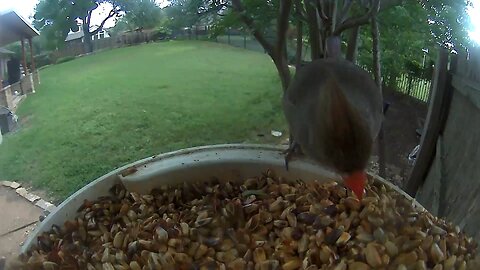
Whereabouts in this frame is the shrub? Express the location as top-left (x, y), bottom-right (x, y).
top-left (151, 27), bottom-right (172, 41)
top-left (56, 56), bottom-right (76, 64)
top-left (34, 53), bottom-right (53, 68)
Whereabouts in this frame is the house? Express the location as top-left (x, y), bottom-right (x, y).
top-left (65, 27), bottom-right (110, 45)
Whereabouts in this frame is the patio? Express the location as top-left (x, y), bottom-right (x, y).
top-left (0, 10), bottom-right (40, 111)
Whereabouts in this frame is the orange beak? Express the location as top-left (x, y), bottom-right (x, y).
top-left (343, 171), bottom-right (367, 199)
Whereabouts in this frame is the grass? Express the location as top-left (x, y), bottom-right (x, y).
top-left (0, 41), bottom-right (286, 200)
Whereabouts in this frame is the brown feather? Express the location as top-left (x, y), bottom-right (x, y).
top-left (322, 78), bottom-right (373, 173)
top-left (283, 58), bottom-right (382, 174)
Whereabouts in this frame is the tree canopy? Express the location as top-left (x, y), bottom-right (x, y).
top-left (166, 0), bottom-right (474, 91)
top-left (121, 0), bottom-right (163, 30)
top-left (34, 0), bottom-right (125, 51)
top-left (32, 0), bottom-right (474, 87)
top-left (357, 0), bottom-right (472, 86)
top-left (357, 2), bottom-right (434, 84)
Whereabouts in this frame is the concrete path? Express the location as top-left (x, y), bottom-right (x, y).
top-left (0, 182), bottom-right (56, 266)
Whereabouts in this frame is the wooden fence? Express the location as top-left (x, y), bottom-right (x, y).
top-left (405, 47), bottom-right (480, 242)
top-left (396, 73), bottom-right (431, 102)
top-left (50, 30), bottom-right (155, 62)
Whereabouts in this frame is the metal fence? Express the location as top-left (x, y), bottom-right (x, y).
top-left (212, 32), bottom-right (432, 103)
top-left (177, 30), bottom-right (305, 61)
top-left (215, 35), bottom-right (266, 53)
top-left (50, 28), bottom-right (433, 103)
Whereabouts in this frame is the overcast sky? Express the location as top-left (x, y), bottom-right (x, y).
top-left (468, 1), bottom-right (480, 44)
top-left (0, 0), bottom-right (479, 44)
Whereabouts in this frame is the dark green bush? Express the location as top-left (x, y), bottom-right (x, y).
top-left (56, 56), bottom-right (75, 64)
top-left (34, 53), bottom-right (53, 68)
top-left (151, 27), bottom-right (172, 41)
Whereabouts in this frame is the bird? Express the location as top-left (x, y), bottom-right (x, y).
top-left (282, 58), bottom-right (383, 199)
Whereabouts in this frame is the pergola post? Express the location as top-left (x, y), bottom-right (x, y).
top-left (28, 37), bottom-right (39, 90)
top-left (0, 59), bottom-right (3, 89)
top-left (20, 38), bottom-right (28, 75)
top-left (28, 38), bottom-right (36, 73)
top-left (1, 10), bottom-right (40, 103)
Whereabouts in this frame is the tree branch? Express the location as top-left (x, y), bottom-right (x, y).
top-left (331, 0), bottom-right (338, 33)
top-left (295, 0), bottom-right (304, 68)
top-left (338, 0), bottom-right (353, 24)
top-left (371, 14), bottom-right (386, 178)
top-left (317, 0), bottom-right (328, 21)
top-left (271, 0), bottom-right (293, 91)
top-left (332, 0), bottom-right (380, 35)
top-left (346, 25), bottom-right (360, 62)
top-left (197, 3), bottom-right (231, 16)
top-left (288, 0), bottom-right (306, 27)
top-left (295, 20), bottom-right (303, 68)
top-left (86, 10), bottom-right (93, 27)
top-left (371, 17), bottom-right (382, 87)
top-left (276, 0), bottom-right (293, 58)
top-left (231, 0), bottom-right (274, 55)
top-left (90, 8), bottom-right (117, 35)
top-left (305, 1), bottom-right (322, 59)
top-left (295, 0), bottom-right (308, 21)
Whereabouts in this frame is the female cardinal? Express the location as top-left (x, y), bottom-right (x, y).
top-left (283, 58), bottom-right (383, 199)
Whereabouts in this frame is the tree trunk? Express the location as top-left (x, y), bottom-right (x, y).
top-left (346, 25), bottom-right (360, 62)
top-left (371, 17), bottom-right (382, 104)
top-left (371, 16), bottom-right (386, 178)
top-left (295, 19), bottom-right (303, 69)
top-left (83, 23), bottom-right (94, 53)
top-left (325, 36), bottom-right (341, 58)
top-left (273, 57), bottom-right (291, 92)
top-left (231, 0), bottom-right (291, 91)
top-left (305, 3), bottom-right (321, 60)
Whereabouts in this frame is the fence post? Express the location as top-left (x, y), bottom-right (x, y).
top-left (407, 75), bottom-right (413, 96)
top-left (423, 81), bottom-right (428, 102)
top-left (244, 34), bottom-right (247, 49)
top-left (405, 49), bottom-right (452, 196)
top-left (228, 28), bottom-right (231, 44)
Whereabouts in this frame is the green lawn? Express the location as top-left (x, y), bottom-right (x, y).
top-left (0, 41), bottom-right (286, 200)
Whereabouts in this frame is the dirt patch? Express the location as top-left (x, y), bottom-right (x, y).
top-left (371, 87), bottom-right (429, 185)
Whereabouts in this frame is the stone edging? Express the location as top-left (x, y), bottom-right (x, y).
top-left (1, 181), bottom-right (56, 213)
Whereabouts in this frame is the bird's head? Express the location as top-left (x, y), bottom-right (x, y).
top-left (343, 171), bottom-right (368, 199)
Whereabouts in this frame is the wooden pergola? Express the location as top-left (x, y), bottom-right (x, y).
top-left (0, 10), bottom-right (40, 86)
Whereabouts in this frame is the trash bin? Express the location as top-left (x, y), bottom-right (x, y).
top-left (0, 106), bottom-right (16, 134)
